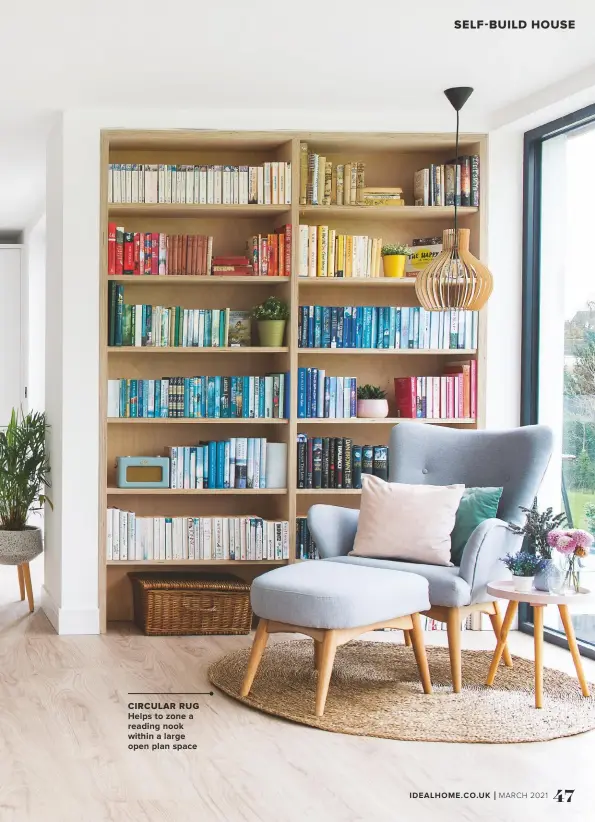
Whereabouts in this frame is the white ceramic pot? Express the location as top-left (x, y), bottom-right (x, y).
top-left (512, 575), bottom-right (534, 593)
top-left (357, 398), bottom-right (389, 419)
top-left (0, 526), bottom-right (43, 566)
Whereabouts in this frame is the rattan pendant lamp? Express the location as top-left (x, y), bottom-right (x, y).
top-left (415, 87), bottom-right (493, 311)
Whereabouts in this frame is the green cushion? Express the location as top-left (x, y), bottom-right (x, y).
top-left (450, 487), bottom-right (503, 566)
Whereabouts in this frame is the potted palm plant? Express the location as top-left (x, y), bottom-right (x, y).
top-left (381, 243), bottom-right (412, 279)
top-left (357, 385), bottom-right (389, 418)
top-left (0, 409), bottom-right (51, 567)
top-left (252, 297), bottom-right (289, 347)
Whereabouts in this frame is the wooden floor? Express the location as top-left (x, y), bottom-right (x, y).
top-left (0, 561), bottom-right (593, 822)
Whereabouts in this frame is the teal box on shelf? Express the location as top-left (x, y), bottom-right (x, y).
top-left (117, 456), bottom-right (170, 489)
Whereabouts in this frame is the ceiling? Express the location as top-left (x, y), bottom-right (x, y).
top-left (1, 0), bottom-right (594, 229)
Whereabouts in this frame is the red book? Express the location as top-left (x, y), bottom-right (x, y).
top-left (470, 359), bottom-right (477, 420)
top-left (133, 232), bottom-right (140, 275)
top-left (278, 232), bottom-right (285, 277)
top-left (268, 234), bottom-right (278, 277)
top-left (260, 237), bottom-right (268, 275)
top-left (212, 266), bottom-right (254, 275)
top-left (212, 256), bottom-right (250, 265)
top-left (282, 224), bottom-right (292, 276)
top-left (446, 376), bottom-right (455, 418)
top-left (144, 234), bottom-right (151, 276)
top-left (151, 233), bottom-right (158, 275)
top-left (394, 377), bottom-right (416, 418)
top-left (115, 227), bottom-right (124, 275)
top-left (123, 232), bottom-right (134, 275)
top-left (107, 222), bottom-right (116, 275)
top-left (165, 235), bottom-right (170, 275)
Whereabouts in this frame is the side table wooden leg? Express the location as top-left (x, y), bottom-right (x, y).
top-left (533, 605), bottom-right (544, 708)
top-left (486, 600), bottom-right (518, 686)
top-left (559, 604), bottom-right (590, 697)
top-left (490, 601), bottom-right (513, 668)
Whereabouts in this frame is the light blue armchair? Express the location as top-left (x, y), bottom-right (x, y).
top-left (308, 423), bottom-right (553, 692)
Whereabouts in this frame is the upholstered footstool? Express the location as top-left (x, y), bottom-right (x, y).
top-left (241, 561), bottom-right (432, 716)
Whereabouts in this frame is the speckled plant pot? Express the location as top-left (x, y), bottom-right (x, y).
top-left (0, 526), bottom-right (43, 566)
top-left (534, 559), bottom-right (563, 592)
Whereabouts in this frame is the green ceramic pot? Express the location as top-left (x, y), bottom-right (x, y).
top-left (257, 320), bottom-right (286, 347)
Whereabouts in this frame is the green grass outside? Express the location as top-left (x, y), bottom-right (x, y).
top-left (567, 490), bottom-right (595, 530)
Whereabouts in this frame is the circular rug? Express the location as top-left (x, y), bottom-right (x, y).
top-left (208, 640), bottom-right (595, 743)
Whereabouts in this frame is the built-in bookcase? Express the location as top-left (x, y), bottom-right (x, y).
top-left (99, 130), bottom-right (487, 629)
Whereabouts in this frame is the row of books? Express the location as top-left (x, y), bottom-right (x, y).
top-left (164, 439), bottom-right (272, 490)
top-left (108, 162), bottom-right (292, 206)
top-left (298, 305), bottom-right (478, 350)
top-left (297, 369), bottom-right (356, 419)
top-left (394, 363), bottom-right (477, 420)
top-left (296, 517), bottom-right (319, 560)
top-left (108, 289), bottom-right (233, 348)
top-left (297, 225), bottom-right (383, 278)
top-left (106, 510), bottom-right (290, 561)
top-left (414, 156), bottom-right (479, 207)
top-left (297, 436), bottom-right (388, 489)
top-left (107, 226), bottom-right (213, 277)
top-left (246, 227), bottom-right (292, 277)
top-left (107, 373), bottom-right (289, 419)
top-left (300, 144), bottom-right (368, 206)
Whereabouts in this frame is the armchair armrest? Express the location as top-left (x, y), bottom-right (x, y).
top-left (307, 505), bottom-right (360, 558)
top-left (458, 518), bottom-right (521, 603)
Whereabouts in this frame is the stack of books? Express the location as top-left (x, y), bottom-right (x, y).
top-left (108, 162), bottom-right (292, 206)
top-left (300, 143), bottom-right (366, 206)
top-left (107, 225), bottom-right (213, 276)
top-left (106, 510), bottom-right (289, 561)
top-left (297, 436), bottom-right (388, 489)
top-left (247, 226), bottom-right (292, 276)
top-left (414, 156), bottom-right (479, 207)
top-left (211, 256), bottom-right (254, 276)
top-left (296, 517), bottom-right (320, 559)
top-left (360, 187), bottom-right (404, 206)
top-left (298, 225), bottom-right (383, 278)
top-left (298, 305), bottom-right (478, 350)
top-left (394, 360), bottom-right (477, 420)
top-left (107, 373), bottom-right (289, 419)
top-left (297, 369), bottom-right (356, 418)
top-left (165, 439), bottom-right (271, 489)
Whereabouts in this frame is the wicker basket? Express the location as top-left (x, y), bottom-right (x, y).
top-left (129, 573), bottom-right (252, 636)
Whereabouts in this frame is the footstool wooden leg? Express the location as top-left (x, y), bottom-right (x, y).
top-left (315, 630), bottom-right (338, 717)
top-left (490, 601), bottom-right (513, 668)
top-left (22, 563), bottom-right (34, 613)
top-left (314, 639), bottom-right (323, 671)
top-left (403, 630), bottom-right (412, 647)
top-left (17, 565), bottom-right (25, 601)
top-left (559, 604), bottom-right (590, 697)
top-left (240, 619), bottom-right (269, 697)
top-left (410, 613), bottom-right (432, 694)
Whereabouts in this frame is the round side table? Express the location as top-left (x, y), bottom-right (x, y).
top-left (486, 581), bottom-right (594, 708)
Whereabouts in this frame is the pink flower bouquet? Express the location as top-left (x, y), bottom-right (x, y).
top-left (546, 529), bottom-right (593, 592)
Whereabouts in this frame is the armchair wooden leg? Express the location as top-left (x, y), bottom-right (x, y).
top-left (446, 607), bottom-right (462, 693)
top-left (409, 613), bottom-right (432, 694)
top-left (403, 630), bottom-right (412, 647)
top-left (240, 619), bottom-right (269, 697)
top-left (17, 565), bottom-right (25, 601)
top-left (489, 601), bottom-right (513, 668)
top-left (315, 630), bottom-right (338, 717)
top-left (22, 563), bottom-right (34, 613)
top-left (314, 639), bottom-right (323, 671)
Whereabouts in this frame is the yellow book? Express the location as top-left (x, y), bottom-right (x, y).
top-left (345, 235), bottom-right (353, 277)
top-left (308, 225), bottom-right (317, 277)
top-left (299, 142), bottom-right (308, 205)
top-left (343, 163), bottom-right (352, 205)
top-left (317, 156), bottom-right (326, 206)
top-left (336, 235), bottom-right (345, 277)
top-left (317, 225), bottom-right (329, 277)
top-left (328, 229), bottom-right (336, 277)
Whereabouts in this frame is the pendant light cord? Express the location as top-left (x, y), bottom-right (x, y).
top-left (454, 108), bottom-right (459, 243)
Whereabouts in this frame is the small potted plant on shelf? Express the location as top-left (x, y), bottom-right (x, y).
top-left (501, 551), bottom-right (547, 593)
top-left (381, 243), bottom-right (412, 279)
top-left (357, 385), bottom-right (389, 419)
top-left (507, 500), bottom-right (566, 591)
top-left (251, 296), bottom-right (289, 347)
top-left (0, 408), bottom-right (51, 570)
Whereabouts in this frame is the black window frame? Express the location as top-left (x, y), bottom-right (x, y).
top-left (521, 101), bottom-right (595, 659)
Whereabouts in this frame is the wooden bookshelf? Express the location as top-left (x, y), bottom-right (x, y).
top-left (99, 129), bottom-right (487, 630)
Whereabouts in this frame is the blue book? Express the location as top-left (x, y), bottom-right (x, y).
top-left (311, 368), bottom-right (318, 417)
top-left (223, 440), bottom-right (230, 488)
top-left (343, 306), bottom-right (352, 348)
top-left (214, 375), bottom-right (221, 418)
top-left (355, 307), bottom-right (363, 348)
top-left (208, 441), bottom-right (218, 488)
top-left (200, 377), bottom-right (207, 417)
top-left (204, 311), bottom-right (212, 348)
top-left (363, 307), bottom-right (373, 348)
top-left (329, 376), bottom-right (337, 418)
top-left (152, 379), bottom-right (160, 417)
top-left (183, 446), bottom-right (191, 487)
top-left (219, 310), bottom-right (226, 348)
top-left (202, 445), bottom-right (209, 489)
top-left (336, 308), bottom-right (344, 348)
top-left (314, 305), bottom-right (323, 347)
top-left (388, 307), bottom-right (396, 349)
top-left (321, 307), bottom-right (331, 348)
top-left (242, 377), bottom-right (250, 417)
top-left (119, 380), bottom-right (126, 417)
top-left (130, 380), bottom-right (138, 418)
top-left (348, 306), bottom-right (356, 347)
top-left (412, 306), bottom-right (420, 349)
top-left (382, 308), bottom-right (391, 349)
top-left (324, 377), bottom-right (331, 417)
top-left (206, 377), bottom-right (215, 417)
top-left (300, 306), bottom-right (308, 347)
top-left (258, 376), bottom-right (265, 418)
top-left (336, 377), bottom-right (343, 418)
top-left (370, 308), bottom-right (378, 348)
top-left (307, 306), bottom-right (315, 347)
top-left (283, 371), bottom-right (290, 419)
top-left (141, 380), bottom-right (148, 417)
top-left (305, 368), bottom-right (312, 416)
top-left (330, 307), bottom-right (338, 347)
top-left (377, 308), bottom-right (385, 349)
top-left (350, 378), bottom-right (357, 417)
top-left (297, 368), bottom-right (307, 417)
top-left (183, 378), bottom-right (190, 417)
top-left (400, 308), bottom-right (409, 349)
top-left (230, 376), bottom-right (238, 417)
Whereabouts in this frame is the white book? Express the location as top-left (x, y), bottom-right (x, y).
top-left (222, 166), bottom-right (232, 204)
top-left (187, 518), bottom-right (195, 561)
top-left (186, 167), bottom-right (194, 204)
top-left (285, 162), bottom-right (292, 204)
top-left (111, 508), bottom-right (120, 560)
top-left (259, 438), bottom-right (267, 489)
top-left (426, 377), bottom-right (433, 419)
top-left (213, 166), bottom-right (223, 204)
top-left (176, 168), bottom-right (184, 203)
top-left (195, 517), bottom-right (202, 560)
top-left (125, 164), bottom-right (132, 203)
top-left (106, 508), bottom-right (113, 560)
top-left (275, 521), bottom-right (282, 560)
top-left (203, 518), bottom-right (212, 560)
top-left (119, 511), bottom-right (128, 561)
top-left (336, 378), bottom-right (344, 419)
top-left (107, 380), bottom-right (120, 418)
top-left (221, 519), bottom-right (229, 560)
top-left (159, 518), bottom-right (166, 561)
top-left (172, 518), bottom-right (181, 560)
top-left (213, 517), bottom-right (222, 560)
top-left (108, 165), bottom-right (113, 203)
top-left (239, 517), bottom-right (247, 560)
top-left (266, 521), bottom-right (274, 561)
top-left (253, 439), bottom-right (260, 490)
top-left (199, 166), bottom-right (207, 204)
top-left (265, 443), bottom-right (287, 489)
top-left (229, 438), bottom-right (236, 488)
top-left (232, 167), bottom-right (239, 204)
top-left (263, 163), bottom-right (271, 205)
top-left (264, 376), bottom-right (273, 418)
top-left (282, 521), bottom-right (289, 559)
top-left (158, 164), bottom-right (166, 203)
top-left (139, 164), bottom-right (145, 202)
top-left (152, 518), bottom-right (159, 561)
top-left (440, 377), bottom-right (447, 419)
top-left (134, 515), bottom-right (142, 561)
top-left (343, 377), bottom-right (351, 419)
top-left (234, 519), bottom-right (241, 562)
top-left (146, 165), bottom-right (158, 204)
top-left (308, 226), bottom-right (317, 277)
top-left (228, 518), bottom-right (235, 560)
top-left (278, 162), bottom-right (284, 206)
top-left (165, 518), bottom-right (172, 560)
top-left (278, 375), bottom-right (285, 420)
top-left (146, 518), bottom-right (153, 560)
top-left (257, 166), bottom-right (264, 204)
top-left (112, 164), bottom-right (121, 203)
top-left (165, 165), bottom-right (173, 203)
top-left (256, 519), bottom-right (263, 560)
top-left (248, 377), bottom-right (255, 418)
top-left (299, 225), bottom-right (309, 277)
top-left (250, 519), bottom-right (257, 561)
top-left (239, 166), bottom-right (249, 204)
top-left (206, 166), bottom-right (214, 204)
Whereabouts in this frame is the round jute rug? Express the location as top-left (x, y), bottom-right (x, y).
top-left (208, 640), bottom-right (595, 743)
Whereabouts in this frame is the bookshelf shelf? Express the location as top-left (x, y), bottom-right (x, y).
top-left (108, 275), bottom-right (290, 285)
top-left (107, 488), bottom-right (287, 496)
top-left (107, 417), bottom-right (289, 425)
top-left (298, 205), bottom-right (478, 219)
top-left (100, 128), bottom-right (486, 629)
top-left (108, 203), bottom-right (291, 218)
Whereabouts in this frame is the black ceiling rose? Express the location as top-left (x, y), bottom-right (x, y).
top-left (444, 87), bottom-right (474, 112)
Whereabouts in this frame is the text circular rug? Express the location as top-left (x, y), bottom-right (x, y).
top-left (208, 640), bottom-right (595, 743)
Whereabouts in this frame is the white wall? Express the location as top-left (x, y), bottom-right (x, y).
top-left (24, 214), bottom-right (46, 413)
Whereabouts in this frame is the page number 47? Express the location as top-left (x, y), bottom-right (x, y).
top-left (554, 790), bottom-right (575, 803)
